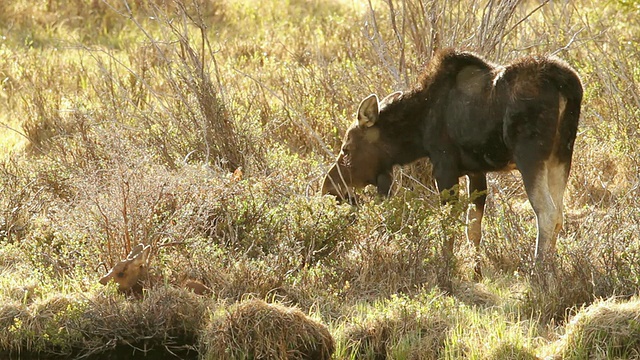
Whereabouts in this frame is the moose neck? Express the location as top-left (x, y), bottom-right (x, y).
top-left (378, 88), bottom-right (433, 167)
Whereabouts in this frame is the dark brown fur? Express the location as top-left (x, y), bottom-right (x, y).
top-left (323, 49), bottom-right (583, 280)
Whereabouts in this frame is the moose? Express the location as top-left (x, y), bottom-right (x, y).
top-left (323, 49), bottom-right (583, 281)
top-left (99, 244), bottom-right (151, 293)
top-left (99, 244), bottom-right (210, 295)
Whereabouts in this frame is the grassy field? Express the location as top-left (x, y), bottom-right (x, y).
top-left (1, 0), bottom-right (640, 359)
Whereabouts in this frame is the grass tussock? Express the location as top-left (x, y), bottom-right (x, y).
top-left (339, 293), bottom-right (454, 360)
top-left (551, 297), bottom-right (640, 359)
top-left (0, 286), bottom-right (207, 358)
top-left (203, 298), bottom-right (334, 360)
top-left (486, 343), bottom-right (538, 360)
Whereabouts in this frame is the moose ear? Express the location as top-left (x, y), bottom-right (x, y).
top-left (380, 91), bottom-right (402, 108)
top-left (127, 244), bottom-right (145, 259)
top-left (357, 94), bottom-right (379, 128)
top-left (128, 244), bottom-right (151, 265)
top-left (139, 245), bottom-right (151, 263)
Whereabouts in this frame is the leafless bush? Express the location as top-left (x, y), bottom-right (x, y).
top-left (84, 0), bottom-right (252, 172)
top-left (362, 0), bottom-right (534, 87)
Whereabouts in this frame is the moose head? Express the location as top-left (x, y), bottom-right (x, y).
top-left (322, 92), bottom-right (403, 202)
top-left (99, 244), bottom-right (151, 293)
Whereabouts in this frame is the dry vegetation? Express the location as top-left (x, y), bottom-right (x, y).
top-left (1, 0), bottom-right (640, 359)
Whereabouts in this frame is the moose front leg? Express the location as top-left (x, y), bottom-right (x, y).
top-left (434, 165), bottom-right (462, 293)
top-left (466, 173), bottom-right (487, 281)
top-left (376, 172), bottom-right (393, 197)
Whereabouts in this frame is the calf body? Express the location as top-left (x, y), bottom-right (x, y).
top-left (323, 49), bottom-right (583, 276)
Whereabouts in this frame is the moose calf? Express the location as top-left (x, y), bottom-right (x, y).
top-left (99, 244), bottom-right (210, 295)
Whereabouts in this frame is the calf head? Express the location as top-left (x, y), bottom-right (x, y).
top-left (323, 92), bottom-right (401, 201)
top-left (99, 244), bottom-right (151, 292)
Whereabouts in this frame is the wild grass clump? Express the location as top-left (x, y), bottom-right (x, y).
top-left (203, 298), bottom-right (334, 360)
top-left (338, 292), bottom-right (454, 360)
top-left (443, 297), bottom-right (541, 359)
top-left (551, 297), bottom-right (640, 359)
top-left (0, 302), bottom-right (25, 351)
top-left (0, 157), bottom-right (51, 244)
top-left (485, 343), bottom-right (538, 360)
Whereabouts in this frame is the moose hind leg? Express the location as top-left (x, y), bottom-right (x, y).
top-left (519, 160), bottom-right (560, 265)
top-left (546, 159), bottom-right (570, 251)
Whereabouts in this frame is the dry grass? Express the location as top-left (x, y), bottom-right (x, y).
top-left (0, 286), bottom-right (208, 358)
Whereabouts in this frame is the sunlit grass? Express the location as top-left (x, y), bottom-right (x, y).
top-left (0, 116), bottom-right (25, 155)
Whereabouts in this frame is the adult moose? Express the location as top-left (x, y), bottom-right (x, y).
top-left (323, 49), bottom-right (582, 282)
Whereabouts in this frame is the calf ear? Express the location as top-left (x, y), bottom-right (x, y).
top-left (128, 244), bottom-right (151, 265)
top-left (357, 94), bottom-right (379, 127)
